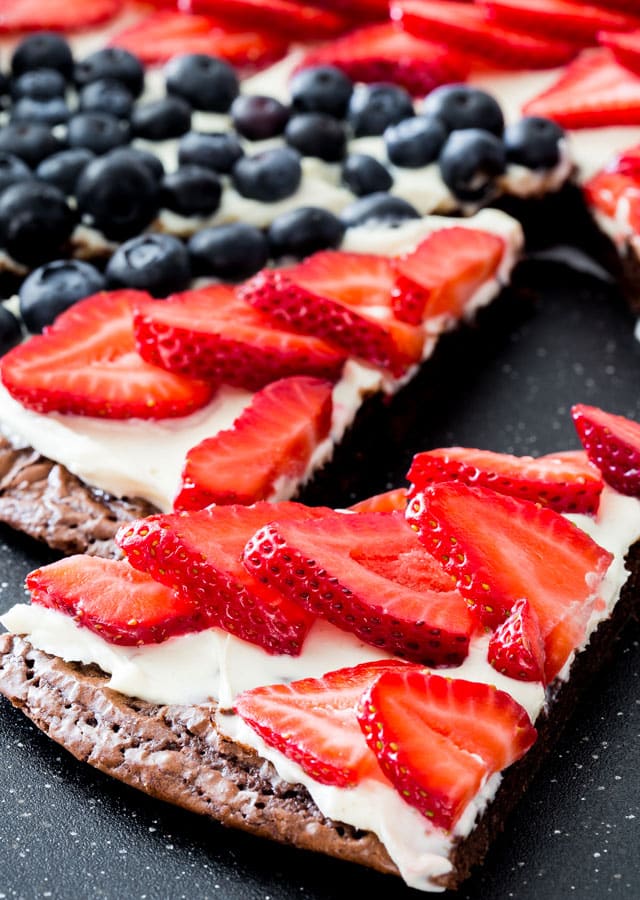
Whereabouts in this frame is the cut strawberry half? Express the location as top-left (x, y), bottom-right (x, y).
top-left (357, 669), bottom-right (537, 828)
top-left (28, 556), bottom-right (207, 646)
top-left (487, 598), bottom-right (546, 683)
top-left (182, 0), bottom-right (350, 39)
top-left (392, 228), bottom-right (506, 326)
top-left (0, 0), bottom-right (122, 32)
top-left (350, 487), bottom-right (408, 513)
top-left (243, 509), bottom-right (475, 666)
top-left (296, 21), bottom-right (469, 96)
top-left (572, 403), bottom-right (640, 496)
top-left (0, 291), bottom-right (214, 420)
top-left (583, 146), bottom-right (640, 231)
top-left (406, 446), bottom-right (603, 514)
top-left (599, 30), bottom-right (640, 77)
top-left (110, 11), bottom-right (289, 68)
top-left (239, 269), bottom-right (424, 376)
top-left (283, 251), bottom-right (401, 312)
top-left (523, 47), bottom-right (640, 128)
top-left (235, 660), bottom-right (409, 787)
top-left (117, 502), bottom-right (332, 655)
top-left (481, 0), bottom-right (640, 45)
top-left (407, 482), bottom-right (613, 680)
top-left (133, 286), bottom-right (346, 391)
top-left (392, 0), bottom-right (579, 70)
top-left (174, 376), bottom-right (333, 510)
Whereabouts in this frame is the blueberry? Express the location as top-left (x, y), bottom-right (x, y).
top-left (79, 78), bottom-right (134, 119)
top-left (11, 68), bottom-right (66, 100)
top-left (12, 33), bottom-right (74, 79)
top-left (106, 233), bottom-right (191, 297)
top-left (178, 131), bottom-right (243, 174)
top-left (161, 166), bottom-right (222, 218)
top-left (37, 148), bottom-right (95, 195)
top-left (132, 96), bottom-right (192, 141)
top-left (348, 83), bottom-right (414, 137)
top-left (19, 259), bottom-right (106, 333)
top-left (340, 193), bottom-right (420, 228)
top-left (290, 65), bottom-right (353, 119)
top-left (268, 206), bottom-right (344, 259)
top-left (0, 152), bottom-right (32, 193)
top-left (341, 153), bottom-right (393, 196)
top-left (285, 113), bottom-right (347, 162)
top-left (384, 116), bottom-right (447, 168)
top-left (188, 223), bottom-right (269, 280)
top-left (504, 116), bottom-right (565, 169)
top-left (0, 181), bottom-right (76, 266)
top-left (0, 73), bottom-right (8, 98)
top-left (164, 54), bottom-right (239, 112)
top-left (230, 95), bottom-right (290, 141)
top-left (107, 146), bottom-right (164, 182)
top-left (232, 147), bottom-right (302, 202)
top-left (11, 97), bottom-right (70, 126)
top-left (438, 128), bottom-right (507, 201)
top-left (422, 85), bottom-right (504, 137)
top-left (0, 306), bottom-right (21, 356)
top-left (67, 112), bottom-right (130, 155)
top-left (76, 155), bottom-right (161, 241)
top-left (74, 48), bottom-right (144, 97)
top-left (0, 122), bottom-right (65, 167)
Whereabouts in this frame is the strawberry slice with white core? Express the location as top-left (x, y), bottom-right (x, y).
top-left (133, 286), bottom-right (346, 391)
top-left (392, 228), bottom-right (506, 326)
top-left (481, 0), bottom-right (640, 44)
top-left (406, 446), bottom-right (603, 514)
top-left (357, 669), bottom-right (537, 828)
top-left (407, 482), bottom-right (613, 680)
top-left (243, 509), bottom-right (474, 666)
top-left (0, 0), bottom-right (122, 32)
top-left (283, 251), bottom-right (402, 312)
top-left (28, 556), bottom-right (206, 646)
top-left (350, 487), bottom-right (408, 513)
top-left (174, 375), bottom-right (333, 510)
top-left (182, 0), bottom-right (350, 39)
top-left (117, 502), bottom-right (332, 655)
top-left (487, 598), bottom-right (546, 683)
top-left (235, 660), bottom-right (410, 787)
top-left (0, 291), bottom-right (214, 419)
top-left (600, 31), bottom-right (640, 78)
top-left (572, 403), bottom-right (640, 496)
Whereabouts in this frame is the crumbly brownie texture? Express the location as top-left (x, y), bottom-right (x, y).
top-left (1, 541), bottom-right (638, 890)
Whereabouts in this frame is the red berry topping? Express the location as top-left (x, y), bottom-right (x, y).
top-left (487, 598), bottom-right (546, 683)
top-left (349, 486), bottom-right (408, 513)
top-left (572, 403), bottom-right (640, 496)
top-left (599, 30), bottom-right (640, 78)
top-left (182, 0), bottom-right (350, 39)
top-left (0, 0), bottom-right (122, 32)
top-left (481, 0), bottom-right (640, 44)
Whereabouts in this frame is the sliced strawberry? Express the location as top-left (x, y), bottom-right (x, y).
top-left (182, 0), bottom-right (350, 39)
top-left (296, 21), bottom-right (469, 96)
top-left (133, 286), bottom-right (346, 391)
top-left (407, 483), bottom-right (613, 680)
top-left (239, 269), bottom-right (424, 376)
top-left (235, 660), bottom-right (409, 787)
top-left (28, 556), bottom-right (206, 646)
top-left (117, 502), bottom-right (332, 655)
top-left (392, 228), bottom-right (506, 326)
top-left (350, 487), bottom-right (408, 513)
top-left (599, 30), bottom-right (640, 78)
top-left (572, 403), bottom-right (640, 496)
top-left (523, 48), bottom-right (640, 128)
top-left (481, 0), bottom-right (640, 44)
top-left (393, 0), bottom-right (579, 70)
top-left (487, 598), bottom-right (546, 683)
top-left (243, 509), bottom-right (474, 666)
top-left (357, 669), bottom-right (537, 828)
top-left (0, 291), bottom-right (214, 420)
top-left (283, 251), bottom-right (400, 312)
top-left (406, 446), bottom-right (603, 514)
top-left (174, 376), bottom-right (333, 510)
top-left (110, 11), bottom-right (289, 68)
top-left (302, 0), bottom-right (389, 18)
top-left (0, 0), bottom-right (122, 32)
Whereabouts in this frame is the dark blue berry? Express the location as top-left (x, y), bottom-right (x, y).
top-left (74, 48), bottom-right (144, 97)
top-left (230, 95), bottom-right (290, 141)
top-left (11, 97), bottom-right (70, 126)
top-left (232, 147), bottom-right (302, 202)
top-left (79, 78), bottom-right (134, 119)
top-left (165, 54), bottom-right (239, 112)
top-left (348, 83), bottom-right (414, 137)
top-left (178, 131), bottom-right (243, 174)
top-left (340, 193), bottom-right (419, 228)
top-left (107, 146), bottom-right (164, 182)
top-left (67, 112), bottom-right (130, 155)
top-left (106, 233), bottom-right (191, 298)
top-left (438, 128), bottom-right (507, 201)
top-left (290, 65), bottom-right (353, 119)
top-left (384, 116), bottom-right (447, 168)
top-left (161, 166), bottom-right (222, 217)
top-left (11, 68), bottom-right (66, 100)
top-left (36, 148), bottom-right (95, 195)
top-left (0, 152), bottom-right (32, 193)
top-left (268, 206), bottom-right (345, 259)
top-left (504, 116), bottom-right (565, 169)
top-left (0, 181), bottom-right (76, 266)
top-left (0, 122), bottom-right (65, 167)
top-left (422, 85), bottom-right (504, 137)
top-left (188, 223), bottom-right (269, 280)
top-left (285, 113), bottom-right (347, 162)
top-left (0, 305), bottom-right (21, 356)
top-left (19, 259), bottom-right (106, 333)
top-left (0, 73), bottom-right (8, 97)
top-left (341, 154), bottom-right (393, 196)
top-left (132, 96), bottom-right (191, 141)
top-left (76, 155), bottom-right (160, 241)
top-left (12, 33), bottom-right (73, 79)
